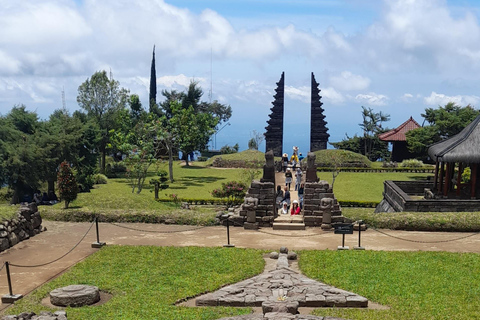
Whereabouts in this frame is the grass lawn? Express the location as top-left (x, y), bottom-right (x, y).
top-left (0, 204), bottom-right (19, 221)
top-left (6, 247), bottom-right (480, 319)
top-left (301, 250), bottom-right (480, 320)
top-left (318, 171), bottom-right (432, 202)
top-left (6, 246), bottom-right (265, 320)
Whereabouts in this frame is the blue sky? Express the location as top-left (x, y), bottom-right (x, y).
top-left (2, 0), bottom-right (480, 154)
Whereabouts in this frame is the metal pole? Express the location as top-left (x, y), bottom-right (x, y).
top-left (354, 220), bottom-right (365, 250)
top-left (91, 217), bottom-right (106, 248)
top-left (5, 262), bottom-right (12, 296)
top-left (342, 234), bottom-right (345, 248)
top-left (1, 261), bottom-right (23, 303)
top-left (223, 215), bottom-right (235, 247)
top-left (226, 218), bottom-right (230, 245)
top-left (96, 217), bottom-right (100, 244)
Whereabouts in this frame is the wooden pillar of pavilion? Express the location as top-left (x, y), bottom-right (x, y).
top-left (438, 162), bottom-right (445, 193)
top-left (433, 161), bottom-right (439, 191)
top-left (471, 164), bottom-right (478, 199)
top-left (443, 162), bottom-right (451, 197)
top-left (456, 163), bottom-right (463, 197)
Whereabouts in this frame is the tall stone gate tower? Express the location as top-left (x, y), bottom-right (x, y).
top-left (310, 72), bottom-right (329, 151)
top-left (265, 72), bottom-right (285, 157)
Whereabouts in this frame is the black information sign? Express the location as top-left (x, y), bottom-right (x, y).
top-left (334, 223), bottom-right (354, 235)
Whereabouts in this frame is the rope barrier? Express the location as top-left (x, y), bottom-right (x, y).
top-left (0, 262), bottom-right (5, 273)
top-left (370, 227), bottom-right (480, 244)
top-left (9, 221), bottom-right (95, 268)
top-left (227, 217), bottom-right (328, 238)
top-left (107, 222), bottom-right (208, 233)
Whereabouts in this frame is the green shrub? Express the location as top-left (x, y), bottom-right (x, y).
top-left (400, 159), bottom-right (424, 168)
top-left (57, 161), bottom-right (78, 209)
top-left (211, 181), bottom-right (246, 206)
top-left (313, 149), bottom-right (372, 168)
top-left (93, 173), bottom-right (108, 184)
top-left (0, 188), bottom-right (13, 203)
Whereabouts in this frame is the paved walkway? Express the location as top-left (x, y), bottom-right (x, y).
top-left (1, 220), bottom-right (480, 312)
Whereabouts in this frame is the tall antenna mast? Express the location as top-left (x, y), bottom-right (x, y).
top-left (62, 87), bottom-right (66, 110)
top-left (209, 47), bottom-right (213, 103)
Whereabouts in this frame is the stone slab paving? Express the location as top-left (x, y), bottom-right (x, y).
top-left (218, 314), bottom-right (345, 320)
top-left (196, 252), bottom-right (368, 312)
top-left (196, 265), bottom-right (367, 308)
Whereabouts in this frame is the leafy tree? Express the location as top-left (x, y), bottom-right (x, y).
top-left (406, 102), bottom-right (479, 159)
top-left (45, 108), bottom-right (99, 193)
top-left (129, 94), bottom-right (146, 126)
top-left (57, 161), bottom-right (78, 209)
top-left (149, 45), bottom-right (157, 112)
top-left (331, 106), bottom-right (390, 162)
top-left (248, 130), bottom-right (264, 150)
top-left (159, 80), bottom-right (232, 163)
top-left (330, 133), bottom-right (390, 162)
top-left (149, 170), bottom-right (169, 200)
top-left (113, 119), bottom-right (158, 194)
top-left (359, 106), bottom-right (390, 160)
top-left (0, 106), bottom-right (48, 203)
top-left (168, 103), bottom-right (218, 166)
top-left (220, 143), bottom-right (239, 154)
top-left (211, 181), bottom-right (246, 206)
top-left (77, 70), bottom-right (129, 174)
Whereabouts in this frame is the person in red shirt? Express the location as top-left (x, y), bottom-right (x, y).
top-left (291, 200), bottom-right (301, 215)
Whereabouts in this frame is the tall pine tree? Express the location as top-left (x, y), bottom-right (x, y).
top-left (149, 45), bottom-right (158, 114)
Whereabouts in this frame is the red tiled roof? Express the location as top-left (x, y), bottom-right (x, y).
top-left (378, 117), bottom-right (421, 142)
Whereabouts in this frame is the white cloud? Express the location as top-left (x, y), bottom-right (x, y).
top-left (321, 87), bottom-right (345, 105)
top-left (285, 86), bottom-right (309, 103)
top-left (355, 93), bottom-right (389, 106)
top-left (424, 91), bottom-right (480, 106)
top-left (329, 71), bottom-right (370, 91)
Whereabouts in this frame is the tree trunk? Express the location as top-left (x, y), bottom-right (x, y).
top-left (100, 142), bottom-right (106, 174)
top-left (10, 187), bottom-right (20, 205)
top-left (184, 151), bottom-right (190, 167)
top-left (154, 184), bottom-right (159, 199)
top-left (47, 179), bottom-right (55, 194)
top-left (64, 200), bottom-right (69, 209)
top-left (168, 144), bottom-right (174, 182)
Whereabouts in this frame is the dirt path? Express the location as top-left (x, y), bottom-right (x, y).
top-left (1, 220), bottom-right (480, 312)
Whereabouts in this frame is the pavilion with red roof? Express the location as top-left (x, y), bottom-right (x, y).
top-left (378, 116), bottom-right (421, 162)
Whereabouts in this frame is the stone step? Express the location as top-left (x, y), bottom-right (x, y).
top-left (272, 222), bottom-right (306, 230)
top-left (274, 215), bottom-right (304, 223)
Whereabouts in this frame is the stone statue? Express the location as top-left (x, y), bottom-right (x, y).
top-left (261, 150), bottom-right (276, 183)
top-left (306, 152), bottom-right (319, 183)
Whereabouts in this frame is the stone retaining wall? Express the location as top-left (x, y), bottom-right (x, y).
top-left (303, 181), bottom-right (345, 227)
top-left (236, 181), bottom-right (276, 229)
top-left (0, 203), bottom-right (43, 252)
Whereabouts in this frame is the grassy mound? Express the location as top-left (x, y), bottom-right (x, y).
top-left (204, 149), bottom-right (268, 168)
top-left (313, 149), bottom-right (372, 168)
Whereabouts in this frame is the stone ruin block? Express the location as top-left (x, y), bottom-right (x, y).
top-left (303, 210), bottom-right (313, 216)
top-left (244, 222), bottom-right (259, 230)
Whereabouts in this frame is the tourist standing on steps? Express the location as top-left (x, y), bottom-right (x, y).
top-left (282, 186), bottom-right (291, 210)
top-left (275, 185), bottom-right (284, 211)
top-left (298, 183), bottom-right (304, 209)
top-left (291, 200), bottom-right (301, 215)
top-left (280, 202), bottom-right (289, 215)
top-left (285, 168), bottom-right (293, 190)
top-left (298, 153), bottom-right (304, 167)
top-left (295, 168), bottom-right (302, 191)
top-left (290, 153), bottom-right (298, 170)
top-left (282, 153), bottom-right (289, 172)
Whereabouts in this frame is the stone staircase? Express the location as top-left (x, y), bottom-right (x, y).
top-left (272, 214), bottom-right (305, 230)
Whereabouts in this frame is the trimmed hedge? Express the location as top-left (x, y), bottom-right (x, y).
top-left (156, 198), bottom-right (244, 206)
top-left (155, 198), bottom-right (378, 208)
top-left (338, 200), bottom-right (379, 208)
top-left (317, 167), bottom-right (434, 173)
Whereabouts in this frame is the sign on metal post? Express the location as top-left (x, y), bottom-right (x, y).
top-left (334, 223), bottom-right (354, 235)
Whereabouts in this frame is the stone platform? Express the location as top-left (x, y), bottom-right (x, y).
top-left (196, 251), bottom-right (368, 310)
